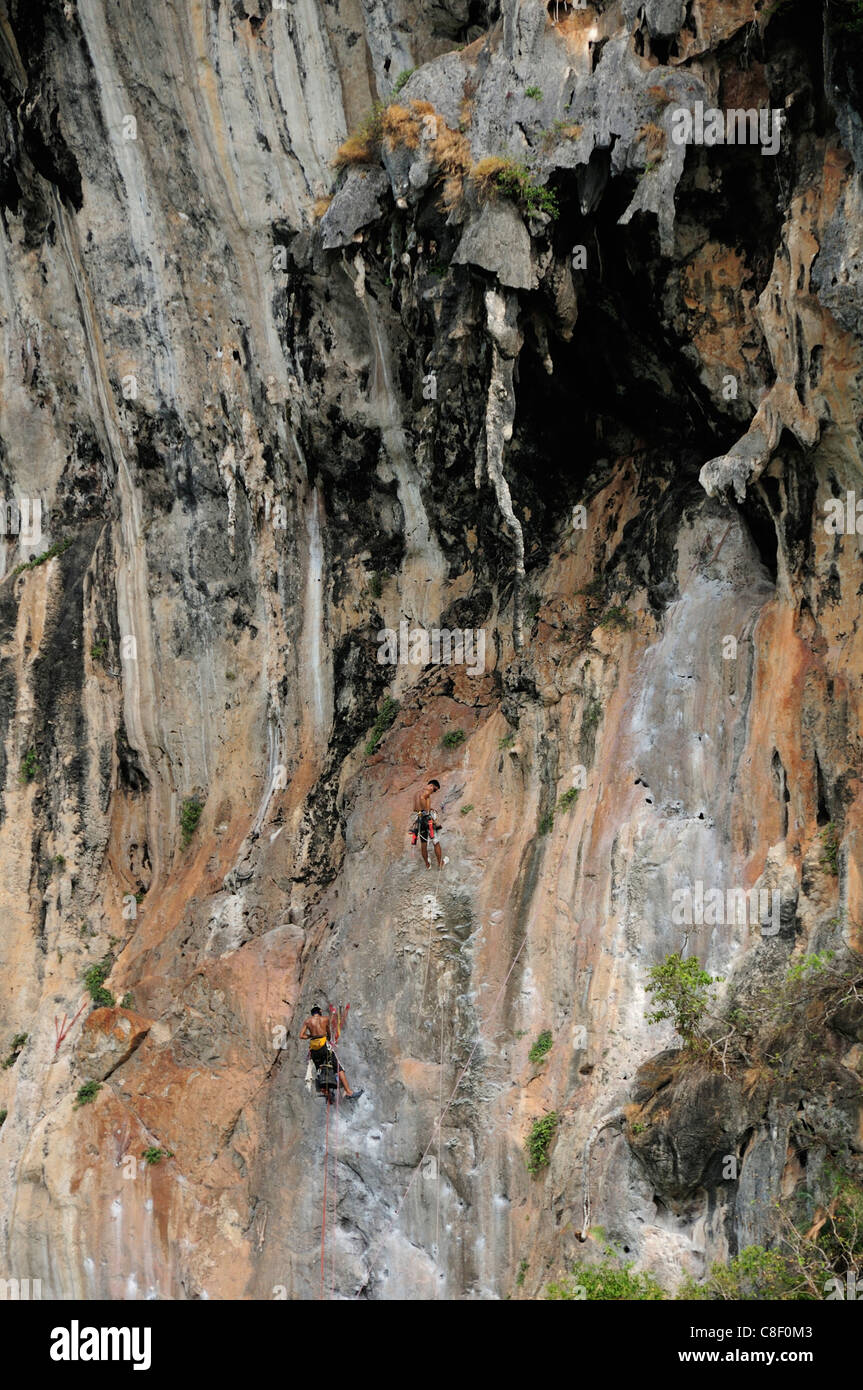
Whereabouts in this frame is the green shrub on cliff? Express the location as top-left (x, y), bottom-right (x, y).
top-left (74, 1080), bottom-right (101, 1108)
top-left (180, 796), bottom-right (203, 846)
top-left (84, 959), bottom-right (115, 1009)
top-left (365, 695), bottom-right (399, 756)
top-left (546, 1258), bottom-right (665, 1301)
top-left (645, 953), bottom-right (722, 1050)
top-left (820, 823), bottom-right (840, 875)
top-left (525, 1112), bottom-right (558, 1174)
top-left (2, 1034), bottom-right (27, 1069)
top-left (19, 748), bottom-right (39, 783)
top-left (677, 1245), bottom-right (809, 1301)
top-left (528, 1031), bottom-right (553, 1064)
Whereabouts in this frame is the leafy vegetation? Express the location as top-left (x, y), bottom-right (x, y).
top-left (91, 639), bottom-right (108, 662)
top-left (820, 823), bottom-right (840, 875)
top-left (442, 729), bottom-right (465, 749)
top-left (332, 103), bottom-right (385, 168)
top-left (545, 1257), bottom-right (665, 1301)
top-left (525, 86), bottom-right (543, 100)
top-left (528, 1030), bottom-right (553, 1064)
top-left (74, 1080), bottom-right (101, 1108)
top-left (180, 796), bottom-right (203, 847)
top-left (460, 803), bottom-right (474, 816)
top-left (0, 1108), bottom-right (6, 1128)
top-left (2, 1034), bottom-right (27, 1069)
top-left (392, 68), bottom-right (415, 96)
top-left (84, 959), bottom-right (116, 1009)
top-left (142, 1147), bottom-right (173, 1165)
top-left (599, 605), bottom-right (634, 631)
top-left (515, 1258), bottom-right (529, 1287)
top-left (12, 537), bottom-right (72, 577)
top-left (19, 748), bottom-right (39, 783)
top-left (582, 699), bottom-right (602, 732)
top-left (498, 731), bottom-right (516, 750)
top-left (525, 1112), bottom-right (558, 1174)
top-left (646, 953), bottom-right (722, 1050)
top-left (471, 157), bottom-right (559, 218)
top-left (365, 695), bottom-right (399, 756)
top-left (557, 788), bottom-right (579, 812)
top-left (120, 993), bottom-right (134, 1009)
top-left (538, 810), bottom-right (554, 835)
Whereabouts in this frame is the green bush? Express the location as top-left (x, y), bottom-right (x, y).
top-left (528, 1030), bottom-right (553, 1063)
top-left (646, 953), bottom-right (722, 1049)
top-left (120, 993), bottom-right (134, 1009)
top-left (84, 960), bottom-right (115, 1009)
top-left (180, 796), bottom-right (203, 847)
top-left (91, 639), bottom-right (108, 662)
top-left (442, 729), bottom-right (465, 748)
top-left (677, 1246), bottom-right (808, 1301)
top-left (460, 803), bottom-right (474, 816)
top-left (2, 1034), bottom-right (27, 1069)
top-left (141, 1147), bottom-right (173, 1165)
top-left (557, 788), bottom-right (579, 811)
top-left (492, 160), bottom-right (558, 218)
top-left (392, 68), bottom-right (415, 95)
top-left (499, 732), bottom-right (516, 750)
top-left (525, 1112), bottom-right (558, 1174)
top-left (74, 1080), bottom-right (101, 1108)
top-left (365, 695), bottom-right (399, 756)
top-left (599, 605), bottom-right (634, 630)
top-left (546, 1258), bottom-right (665, 1301)
top-left (19, 748), bottom-right (39, 783)
top-left (515, 1258), bottom-right (528, 1287)
top-left (538, 810), bottom-right (554, 835)
top-left (12, 537), bottom-right (72, 577)
top-left (582, 699), bottom-right (602, 732)
top-left (525, 86), bottom-right (543, 100)
top-left (820, 823), bottom-right (840, 875)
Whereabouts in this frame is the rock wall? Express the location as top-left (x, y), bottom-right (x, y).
top-left (0, 0), bottom-right (861, 1299)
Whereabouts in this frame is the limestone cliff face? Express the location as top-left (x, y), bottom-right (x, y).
top-left (0, 0), bottom-right (861, 1300)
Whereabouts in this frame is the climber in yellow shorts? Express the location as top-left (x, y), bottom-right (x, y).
top-left (299, 1006), bottom-right (362, 1099)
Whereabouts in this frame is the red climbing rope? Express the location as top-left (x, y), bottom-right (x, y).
top-left (331, 1080), bottom-right (340, 1300)
top-left (320, 1091), bottom-right (331, 1300)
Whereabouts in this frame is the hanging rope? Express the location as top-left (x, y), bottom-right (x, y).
top-left (579, 1110), bottom-right (625, 1241)
top-left (320, 1092), bottom-right (331, 1299)
top-left (330, 1080), bottom-right (340, 1300)
top-left (422, 850), bottom-right (444, 1001)
top-left (435, 1017), bottom-right (444, 1291)
top-left (356, 927), bottom-right (530, 1296)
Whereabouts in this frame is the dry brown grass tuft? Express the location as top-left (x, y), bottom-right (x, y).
top-left (471, 155), bottom-right (512, 199)
top-left (311, 195), bottom-right (333, 220)
top-left (382, 103), bottom-right (421, 150)
top-left (331, 105), bottom-right (385, 169)
top-left (638, 121), bottom-right (666, 158)
top-left (433, 125), bottom-right (473, 210)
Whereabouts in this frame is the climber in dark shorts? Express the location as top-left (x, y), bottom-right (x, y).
top-left (299, 1007), bottom-right (363, 1099)
top-left (410, 777), bottom-right (443, 869)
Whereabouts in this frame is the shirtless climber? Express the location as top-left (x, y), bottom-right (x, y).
top-left (299, 1006), bottom-right (363, 1099)
top-left (410, 777), bottom-right (444, 869)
